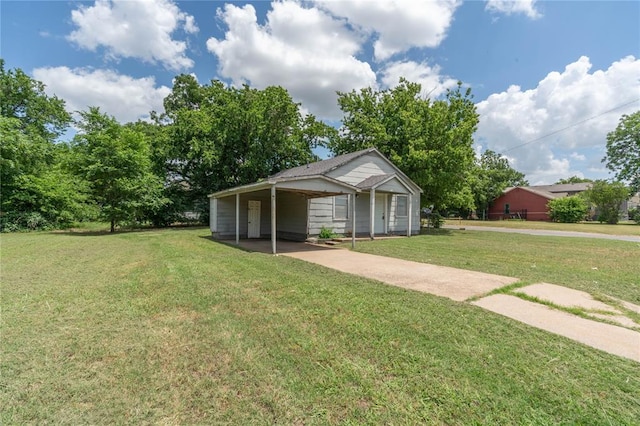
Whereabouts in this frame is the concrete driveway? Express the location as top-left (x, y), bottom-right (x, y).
top-left (234, 239), bottom-right (517, 301)
top-left (229, 239), bottom-right (639, 362)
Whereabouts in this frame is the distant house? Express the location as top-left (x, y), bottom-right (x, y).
top-left (208, 148), bottom-right (422, 253)
top-left (488, 183), bottom-right (592, 221)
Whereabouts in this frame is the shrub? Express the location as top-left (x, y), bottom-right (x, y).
top-left (318, 226), bottom-right (334, 239)
top-left (627, 207), bottom-right (640, 224)
top-left (429, 211), bottom-right (444, 228)
top-left (548, 196), bottom-right (587, 223)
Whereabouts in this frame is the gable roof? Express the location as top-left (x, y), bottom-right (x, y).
top-left (271, 147), bottom-right (422, 193)
top-left (270, 148), bottom-right (375, 179)
top-left (502, 182), bottom-right (592, 200)
top-left (210, 147), bottom-right (422, 198)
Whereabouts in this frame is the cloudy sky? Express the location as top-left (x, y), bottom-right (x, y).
top-left (2, 0), bottom-right (639, 184)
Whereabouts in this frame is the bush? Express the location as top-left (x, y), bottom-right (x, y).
top-left (627, 207), bottom-right (639, 224)
top-left (318, 226), bottom-right (334, 239)
top-left (429, 211), bottom-right (444, 229)
top-left (548, 196), bottom-right (587, 223)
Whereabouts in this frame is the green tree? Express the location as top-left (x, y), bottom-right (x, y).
top-left (585, 180), bottom-right (629, 224)
top-left (471, 150), bottom-right (528, 218)
top-left (603, 111), bottom-right (640, 193)
top-left (555, 176), bottom-right (592, 184)
top-left (329, 79), bottom-right (479, 210)
top-left (160, 75), bottom-right (334, 218)
top-left (0, 60), bottom-right (89, 230)
top-left (72, 108), bottom-right (167, 232)
top-left (547, 196), bottom-right (588, 223)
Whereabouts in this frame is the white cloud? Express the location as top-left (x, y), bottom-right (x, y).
top-left (315, 0), bottom-right (460, 61)
top-left (380, 60), bottom-right (458, 98)
top-left (476, 55), bottom-right (640, 184)
top-left (207, 2), bottom-right (376, 120)
top-left (67, 0), bottom-right (197, 71)
top-left (485, 0), bottom-right (542, 19)
top-left (33, 67), bottom-right (171, 123)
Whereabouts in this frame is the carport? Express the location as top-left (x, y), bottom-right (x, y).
top-left (209, 176), bottom-right (360, 254)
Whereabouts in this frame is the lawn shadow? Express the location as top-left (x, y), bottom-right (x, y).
top-left (199, 236), bottom-right (341, 254)
top-left (51, 225), bottom-right (208, 237)
top-left (419, 227), bottom-right (455, 236)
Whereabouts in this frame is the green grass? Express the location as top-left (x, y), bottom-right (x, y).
top-left (356, 230), bottom-right (640, 304)
top-left (444, 219), bottom-right (640, 236)
top-left (2, 227), bottom-right (639, 424)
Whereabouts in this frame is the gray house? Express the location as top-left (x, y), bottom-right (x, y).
top-left (209, 148), bottom-right (422, 253)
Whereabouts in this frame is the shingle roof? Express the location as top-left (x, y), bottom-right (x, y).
top-left (269, 148), bottom-right (376, 179)
top-left (356, 174), bottom-right (394, 189)
top-left (530, 183), bottom-right (592, 193)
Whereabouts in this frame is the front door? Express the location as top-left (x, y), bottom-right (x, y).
top-left (247, 200), bottom-right (261, 238)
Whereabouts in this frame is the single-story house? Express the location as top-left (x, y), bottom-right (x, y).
top-left (488, 183), bottom-right (592, 221)
top-left (208, 148), bottom-right (422, 253)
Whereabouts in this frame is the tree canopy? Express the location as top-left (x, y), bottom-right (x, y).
top-left (159, 75), bottom-right (336, 219)
top-left (71, 108), bottom-right (167, 232)
top-left (603, 111), bottom-right (640, 193)
top-left (555, 176), bottom-right (592, 184)
top-left (586, 180), bottom-right (629, 224)
top-left (329, 79), bottom-right (479, 210)
top-left (0, 60), bottom-right (89, 230)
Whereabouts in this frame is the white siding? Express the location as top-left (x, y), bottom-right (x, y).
top-left (308, 196), bottom-right (353, 235)
top-left (326, 152), bottom-right (395, 185)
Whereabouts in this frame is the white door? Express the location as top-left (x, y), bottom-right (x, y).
top-left (375, 194), bottom-right (385, 234)
top-left (247, 200), bottom-right (261, 238)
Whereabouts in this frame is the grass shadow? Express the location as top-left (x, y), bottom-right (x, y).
top-left (51, 224), bottom-right (208, 237)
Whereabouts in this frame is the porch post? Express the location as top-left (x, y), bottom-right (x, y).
top-left (407, 193), bottom-right (412, 237)
top-left (235, 193), bottom-right (240, 245)
top-left (209, 197), bottom-right (217, 234)
top-left (370, 189), bottom-right (375, 239)
top-left (271, 184), bottom-right (277, 255)
top-left (351, 193), bottom-right (356, 249)
top-left (384, 194), bottom-right (388, 234)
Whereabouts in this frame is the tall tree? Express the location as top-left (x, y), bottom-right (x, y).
top-left (72, 108), bottom-right (167, 232)
top-left (0, 60), bottom-right (88, 230)
top-left (471, 150), bottom-right (528, 218)
top-left (160, 75), bottom-right (335, 217)
top-left (329, 79), bottom-right (479, 210)
top-left (585, 180), bottom-right (629, 224)
top-left (603, 111), bottom-right (640, 193)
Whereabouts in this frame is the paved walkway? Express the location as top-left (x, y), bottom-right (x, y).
top-left (442, 224), bottom-right (640, 242)
top-left (230, 240), bottom-right (640, 362)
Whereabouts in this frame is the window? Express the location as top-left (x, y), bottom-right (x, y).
top-left (396, 195), bottom-right (408, 217)
top-left (333, 195), bottom-right (349, 220)
top-left (504, 203), bottom-right (510, 214)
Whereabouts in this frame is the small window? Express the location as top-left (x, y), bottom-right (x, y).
top-left (396, 195), bottom-right (408, 217)
top-left (334, 195), bottom-right (349, 220)
top-left (504, 203), bottom-right (510, 214)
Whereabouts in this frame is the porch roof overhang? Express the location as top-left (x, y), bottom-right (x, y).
top-left (356, 173), bottom-right (417, 194)
top-left (208, 174), bottom-right (361, 199)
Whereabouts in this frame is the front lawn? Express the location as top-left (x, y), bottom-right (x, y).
top-left (2, 228), bottom-right (639, 423)
top-left (356, 230), bottom-right (640, 303)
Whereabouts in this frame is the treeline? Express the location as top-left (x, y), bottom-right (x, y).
top-left (1, 60), bottom-right (527, 232)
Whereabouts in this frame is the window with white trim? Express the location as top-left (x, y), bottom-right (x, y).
top-left (396, 195), bottom-right (408, 217)
top-left (333, 195), bottom-right (349, 220)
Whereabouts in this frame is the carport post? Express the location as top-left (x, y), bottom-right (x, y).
top-left (351, 192), bottom-right (356, 249)
top-left (369, 188), bottom-right (375, 239)
top-left (271, 184), bottom-right (276, 254)
top-left (407, 193), bottom-right (412, 237)
top-left (235, 193), bottom-right (240, 245)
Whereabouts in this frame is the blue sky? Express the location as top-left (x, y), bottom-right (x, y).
top-left (2, 0), bottom-right (639, 184)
